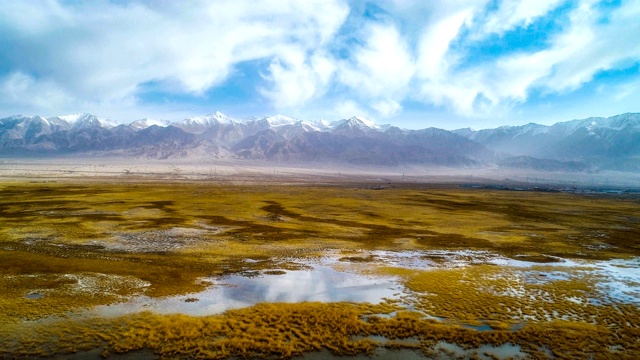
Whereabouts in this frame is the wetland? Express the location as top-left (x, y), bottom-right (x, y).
top-left (1, 177), bottom-right (639, 359)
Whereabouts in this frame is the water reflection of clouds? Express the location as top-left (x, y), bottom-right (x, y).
top-left (92, 252), bottom-right (640, 319)
top-left (594, 258), bottom-right (640, 305)
top-left (490, 255), bottom-right (640, 305)
top-left (219, 265), bottom-right (400, 305)
top-left (94, 264), bottom-right (402, 317)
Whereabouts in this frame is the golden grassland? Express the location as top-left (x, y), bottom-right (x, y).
top-left (1, 181), bottom-right (640, 358)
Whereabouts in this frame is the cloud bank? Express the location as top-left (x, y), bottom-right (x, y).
top-left (1, 0), bottom-right (639, 127)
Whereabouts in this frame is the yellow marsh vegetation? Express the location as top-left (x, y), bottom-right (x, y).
top-left (1, 181), bottom-right (639, 358)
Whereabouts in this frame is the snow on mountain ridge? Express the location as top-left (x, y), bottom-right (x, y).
top-left (330, 116), bottom-right (379, 130)
top-left (298, 119), bottom-right (331, 132)
top-left (514, 123), bottom-right (548, 137)
top-left (49, 113), bottom-right (116, 130)
top-left (56, 113), bottom-right (91, 123)
top-left (0, 113), bottom-right (121, 140)
top-left (129, 118), bottom-right (171, 130)
top-left (454, 115), bottom-right (638, 140)
top-left (204, 111), bottom-right (235, 124)
top-left (353, 115), bottom-right (379, 129)
top-left (259, 114), bottom-right (299, 126)
top-left (173, 112), bottom-right (238, 134)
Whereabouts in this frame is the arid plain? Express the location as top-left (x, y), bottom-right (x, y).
top-left (1, 160), bottom-right (639, 359)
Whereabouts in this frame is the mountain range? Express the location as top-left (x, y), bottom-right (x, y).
top-left (1, 112), bottom-right (639, 172)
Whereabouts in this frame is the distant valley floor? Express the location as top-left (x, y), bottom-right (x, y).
top-left (1, 157), bottom-right (639, 191)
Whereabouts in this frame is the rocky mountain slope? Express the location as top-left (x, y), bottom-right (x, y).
top-left (1, 112), bottom-right (638, 172)
top-left (454, 113), bottom-right (640, 171)
top-left (0, 112), bottom-right (491, 166)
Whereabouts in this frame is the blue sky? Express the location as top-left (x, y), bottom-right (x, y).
top-left (1, 0), bottom-right (639, 129)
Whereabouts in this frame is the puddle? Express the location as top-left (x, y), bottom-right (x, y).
top-left (593, 257), bottom-right (640, 304)
top-left (351, 334), bottom-right (421, 345)
top-left (340, 249), bottom-right (574, 270)
top-left (522, 270), bottom-right (574, 284)
top-left (93, 263), bottom-right (404, 317)
top-left (432, 341), bottom-right (529, 360)
top-left (356, 249), bottom-right (501, 269)
top-left (361, 311), bottom-right (398, 322)
top-left (295, 348), bottom-right (429, 360)
top-left (25, 293), bottom-right (44, 299)
top-left (88, 252), bottom-right (640, 319)
top-left (524, 257), bottom-right (640, 305)
top-left (488, 255), bottom-right (640, 305)
top-left (488, 257), bottom-right (577, 268)
top-left (462, 323), bottom-right (493, 332)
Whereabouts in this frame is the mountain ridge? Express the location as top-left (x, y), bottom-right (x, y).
top-left (1, 112), bottom-right (638, 172)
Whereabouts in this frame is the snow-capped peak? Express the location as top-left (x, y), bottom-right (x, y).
top-left (258, 114), bottom-right (299, 127)
top-left (56, 113), bottom-right (91, 123)
top-left (173, 111), bottom-right (237, 134)
top-left (183, 111), bottom-right (235, 125)
top-left (514, 123), bottom-right (548, 137)
top-left (298, 119), bottom-right (332, 131)
top-left (51, 113), bottom-right (115, 129)
top-left (352, 115), bottom-right (379, 129)
top-left (204, 111), bottom-right (235, 124)
top-left (331, 116), bottom-right (379, 130)
top-left (129, 118), bottom-right (171, 130)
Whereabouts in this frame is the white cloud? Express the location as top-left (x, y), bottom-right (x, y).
top-left (371, 99), bottom-right (402, 118)
top-left (1, 0), bottom-right (639, 126)
top-left (0, 0), bottom-right (349, 110)
top-left (416, 8), bottom-right (474, 80)
top-left (0, 0), bottom-right (70, 34)
top-left (336, 22), bottom-right (414, 118)
top-left (339, 24), bottom-right (415, 97)
top-left (414, 0), bottom-right (640, 117)
top-left (489, 0), bottom-right (640, 99)
top-left (542, 0), bottom-right (640, 91)
top-left (334, 100), bottom-right (370, 120)
top-left (476, 0), bottom-right (565, 37)
top-left (260, 50), bottom-right (336, 109)
top-left (0, 72), bottom-right (72, 112)
top-left (613, 80), bottom-right (640, 102)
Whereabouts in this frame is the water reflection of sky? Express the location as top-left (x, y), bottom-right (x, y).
top-left (91, 252), bottom-right (640, 319)
top-left (490, 255), bottom-right (640, 305)
top-left (594, 257), bottom-right (640, 305)
top-left (94, 264), bottom-right (403, 317)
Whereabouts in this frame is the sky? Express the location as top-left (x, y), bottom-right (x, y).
top-left (1, 0), bottom-right (639, 130)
